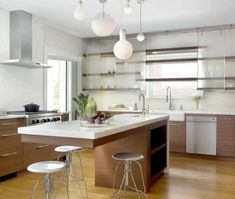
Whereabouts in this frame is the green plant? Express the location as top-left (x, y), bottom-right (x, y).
top-left (193, 95), bottom-right (201, 110)
top-left (73, 93), bottom-right (89, 119)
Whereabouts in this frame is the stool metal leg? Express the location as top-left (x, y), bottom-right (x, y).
top-left (62, 151), bottom-right (88, 199)
top-left (44, 173), bottom-right (54, 199)
top-left (112, 160), bottom-right (148, 199)
top-left (134, 161), bottom-right (148, 198)
top-left (32, 178), bottom-right (44, 199)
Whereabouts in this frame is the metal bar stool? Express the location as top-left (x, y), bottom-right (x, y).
top-left (27, 161), bottom-right (68, 199)
top-left (112, 152), bottom-right (148, 199)
top-left (55, 145), bottom-right (88, 198)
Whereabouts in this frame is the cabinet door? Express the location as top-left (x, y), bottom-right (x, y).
top-left (169, 121), bottom-right (186, 153)
top-left (24, 143), bottom-right (60, 167)
top-left (217, 116), bottom-right (235, 157)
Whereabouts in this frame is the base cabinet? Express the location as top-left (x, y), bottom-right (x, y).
top-left (217, 116), bottom-right (235, 157)
top-left (169, 121), bottom-right (186, 153)
top-left (23, 143), bottom-right (60, 167)
top-left (0, 116), bottom-right (68, 177)
top-left (0, 118), bottom-right (25, 177)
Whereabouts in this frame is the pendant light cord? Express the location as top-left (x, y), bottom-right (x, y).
top-left (139, 2), bottom-right (142, 33)
top-left (102, 1), bottom-right (105, 18)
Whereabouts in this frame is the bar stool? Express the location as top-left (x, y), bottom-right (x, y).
top-left (54, 145), bottom-right (88, 198)
top-left (27, 161), bottom-right (68, 199)
top-left (112, 152), bottom-right (148, 199)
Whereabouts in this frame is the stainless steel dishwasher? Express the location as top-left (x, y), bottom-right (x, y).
top-left (186, 115), bottom-right (217, 155)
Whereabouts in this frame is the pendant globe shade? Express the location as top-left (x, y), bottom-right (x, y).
top-left (113, 29), bottom-right (133, 60)
top-left (137, 32), bottom-right (145, 42)
top-left (74, 1), bottom-right (86, 21)
top-left (91, 13), bottom-right (115, 37)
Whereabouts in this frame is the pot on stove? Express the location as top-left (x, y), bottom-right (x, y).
top-left (23, 103), bottom-right (40, 112)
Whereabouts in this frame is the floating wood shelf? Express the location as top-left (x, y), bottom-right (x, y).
top-left (116, 60), bottom-right (146, 65)
top-left (146, 58), bottom-right (198, 64)
top-left (136, 77), bottom-right (197, 82)
top-left (83, 72), bottom-right (141, 77)
top-left (83, 88), bottom-right (141, 91)
top-left (146, 46), bottom-right (206, 54)
top-left (197, 87), bottom-right (225, 90)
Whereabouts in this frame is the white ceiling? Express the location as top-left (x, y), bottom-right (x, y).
top-left (0, 0), bottom-right (235, 38)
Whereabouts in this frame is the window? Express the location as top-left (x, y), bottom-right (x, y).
top-left (47, 59), bottom-right (68, 111)
top-left (146, 50), bottom-right (198, 98)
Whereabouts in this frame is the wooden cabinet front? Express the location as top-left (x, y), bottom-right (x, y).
top-left (169, 121), bottom-right (186, 153)
top-left (0, 118), bottom-right (25, 176)
top-left (217, 116), bottom-right (235, 157)
top-left (24, 143), bottom-right (60, 167)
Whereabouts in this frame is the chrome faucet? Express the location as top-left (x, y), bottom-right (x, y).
top-left (166, 87), bottom-right (174, 110)
top-left (139, 93), bottom-right (146, 114)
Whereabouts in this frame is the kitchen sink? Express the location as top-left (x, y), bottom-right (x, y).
top-left (149, 110), bottom-right (185, 121)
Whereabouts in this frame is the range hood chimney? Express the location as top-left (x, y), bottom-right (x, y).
top-left (0, 10), bottom-right (50, 68)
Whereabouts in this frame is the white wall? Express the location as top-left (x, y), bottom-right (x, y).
top-left (0, 8), bottom-right (84, 111)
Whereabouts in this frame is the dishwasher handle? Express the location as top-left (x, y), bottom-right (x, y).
top-left (186, 116), bottom-right (217, 122)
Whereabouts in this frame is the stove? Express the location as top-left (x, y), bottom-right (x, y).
top-left (7, 110), bottom-right (64, 125)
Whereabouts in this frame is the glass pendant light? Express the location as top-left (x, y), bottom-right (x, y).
top-left (113, 29), bottom-right (133, 60)
top-left (137, 0), bottom-right (145, 41)
top-left (124, 0), bottom-right (133, 15)
top-left (74, 0), bottom-right (86, 21)
top-left (91, 0), bottom-right (115, 37)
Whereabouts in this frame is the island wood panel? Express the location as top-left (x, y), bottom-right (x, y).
top-left (217, 116), bottom-right (235, 157)
top-left (95, 126), bottom-right (149, 191)
top-left (169, 121), bottom-right (186, 153)
top-left (95, 120), bottom-right (168, 191)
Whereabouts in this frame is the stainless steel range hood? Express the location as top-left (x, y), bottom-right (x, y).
top-left (0, 10), bottom-right (50, 68)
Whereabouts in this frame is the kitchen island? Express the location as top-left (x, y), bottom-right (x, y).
top-left (18, 114), bottom-right (169, 191)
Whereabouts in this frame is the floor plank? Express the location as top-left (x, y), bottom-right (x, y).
top-left (0, 150), bottom-right (235, 199)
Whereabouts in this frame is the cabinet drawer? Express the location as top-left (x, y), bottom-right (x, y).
top-left (24, 143), bottom-right (60, 167)
top-left (0, 118), bottom-right (25, 131)
top-left (0, 128), bottom-right (22, 150)
top-left (0, 147), bottom-right (24, 177)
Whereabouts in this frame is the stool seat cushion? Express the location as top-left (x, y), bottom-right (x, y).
top-left (112, 152), bottom-right (144, 161)
top-left (55, 145), bottom-right (82, 153)
top-left (27, 161), bottom-right (67, 174)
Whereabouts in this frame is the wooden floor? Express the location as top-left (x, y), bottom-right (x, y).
top-left (0, 149), bottom-right (235, 199)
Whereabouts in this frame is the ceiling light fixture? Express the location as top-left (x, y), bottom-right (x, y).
top-left (74, 0), bottom-right (86, 21)
top-left (124, 0), bottom-right (133, 15)
top-left (91, 0), bottom-right (115, 37)
top-left (113, 29), bottom-right (133, 60)
top-left (136, 0), bottom-right (145, 42)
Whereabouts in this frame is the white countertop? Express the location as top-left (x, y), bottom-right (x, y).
top-left (18, 114), bottom-right (168, 140)
top-left (0, 115), bottom-right (26, 119)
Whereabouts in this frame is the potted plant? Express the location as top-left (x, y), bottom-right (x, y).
top-left (73, 93), bottom-right (97, 120)
top-left (73, 93), bottom-right (89, 120)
